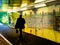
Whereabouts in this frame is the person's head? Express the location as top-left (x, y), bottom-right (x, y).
top-left (20, 15), bottom-right (22, 18)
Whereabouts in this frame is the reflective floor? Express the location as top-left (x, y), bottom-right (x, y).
top-left (0, 23), bottom-right (60, 45)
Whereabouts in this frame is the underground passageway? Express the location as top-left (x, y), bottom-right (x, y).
top-left (0, 23), bottom-right (60, 45)
top-left (0, 0), bottom-right (60, 45)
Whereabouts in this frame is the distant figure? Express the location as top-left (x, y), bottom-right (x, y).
top-left (15, 15), bottom-right (25, 40)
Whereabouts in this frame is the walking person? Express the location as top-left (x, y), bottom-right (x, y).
top-left (15, 14), bottom-right (25, 40)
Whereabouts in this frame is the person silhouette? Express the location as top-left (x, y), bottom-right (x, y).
top-left (15, 14), bottom-right (25, 40)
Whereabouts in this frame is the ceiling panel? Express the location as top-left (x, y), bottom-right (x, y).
top-left (8, 0), bottom-right (22, 7)
top-left (8, 0), bottom-right (35, 7)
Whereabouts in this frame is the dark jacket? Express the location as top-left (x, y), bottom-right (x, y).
top-left (15, 18), bottom-right (25, 29)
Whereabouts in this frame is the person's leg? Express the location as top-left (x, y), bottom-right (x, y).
top-left (16, 28), bottom-right (18, 33)
top-left (19, 29), bottom-right (23, 40)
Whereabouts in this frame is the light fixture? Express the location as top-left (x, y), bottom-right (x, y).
top-left (21, 3), bottom-right (27, 7)
top-left (7, 0), bottom-right (55, 13)
top-left (34, 3), bottom-right (46, 8)
top-left (20, 7), bottom-right (27, 11)
top-left (45, 0), bottom-right (55, 3)
top-left (13, 7), bottom-right (17, 9)
top-left (34, 0), bottom-right (44, 3)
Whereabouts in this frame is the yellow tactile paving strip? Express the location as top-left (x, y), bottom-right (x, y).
top-left (24, 28), bottom-right (60, 43)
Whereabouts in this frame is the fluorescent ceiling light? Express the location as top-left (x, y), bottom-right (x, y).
top-left (21, 3), bottom-right (27, 7)
top-left (7, 7), bottom-right (27, 13)
top-left (34, 4), bottom-right (46, 8)
top-left (13, 7), bottom-right (17, 9)
top-left (46, 0), bottom-right (55, 3)
top-left (20, 7), bottom-right (27, 11)
top-left (7, 9), bottom-right (18, 13)
top-left (35, 0), bottom-right (44, 3)
top-left (35, 0), bottom-right (55, 3)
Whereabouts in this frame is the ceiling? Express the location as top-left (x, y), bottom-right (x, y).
top-left (1, 0), bottom-right (60, 12)
top-left (8, 0), bottom-right (35, 7)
